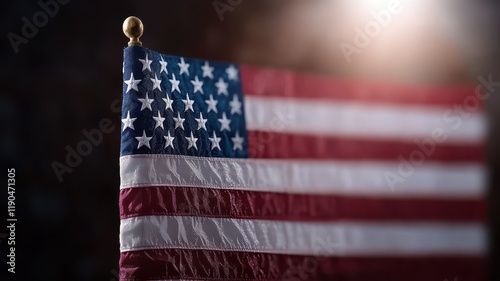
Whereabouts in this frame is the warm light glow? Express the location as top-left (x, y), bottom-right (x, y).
top-left (235, 0), bottom-right (476, 82)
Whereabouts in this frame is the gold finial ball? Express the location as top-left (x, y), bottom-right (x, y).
top-left (123, 16), bottom-right (143, 46)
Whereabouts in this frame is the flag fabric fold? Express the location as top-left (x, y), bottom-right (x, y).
top-left (120, 46), bottom-right (487, 281)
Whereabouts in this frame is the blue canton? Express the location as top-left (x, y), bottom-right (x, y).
top-left (121, 46), bottom-right (248, 158)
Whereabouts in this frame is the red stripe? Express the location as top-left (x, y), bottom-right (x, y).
top-left (120, 248), bottom-right (485, 281)
top-left (119, 186), bottom-right (486, 222)
top-left (241, 65), bottom-right (479, 107)
top-left (248, 130), bottom-right (485, 162)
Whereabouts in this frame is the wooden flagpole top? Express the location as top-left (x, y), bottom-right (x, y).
top-left (123, 16), bottom-right (143, 47)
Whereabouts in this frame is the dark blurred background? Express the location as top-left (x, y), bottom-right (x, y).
top-left (0, 0), bottom-right (499, 280)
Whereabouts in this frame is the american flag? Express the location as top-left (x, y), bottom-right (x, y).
top-left (119, 46), bottom-right (487, 280)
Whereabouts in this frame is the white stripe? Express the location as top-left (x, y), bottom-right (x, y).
top-left (245, 97), bottom-right (486, 144)
top-left (120, 154), bottom-right (485, 198)
top-left (120, 216), bottom-right (485, 256)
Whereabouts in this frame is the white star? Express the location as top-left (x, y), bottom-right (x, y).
top-left (205, 94), bottom-right (218, 113)
top-left (121, 111), bottom-right (137, 131)
top-left (169, 74), bottom-right (181, 93)
top-left (218, 112), bottom-right (231, 132)
top-left (138, 92), bottom-right (154, 111)
top-left (173, 112), bottom-right (185, 129)
top-left (215, 78), bottom-right (229, 96)
top-left (162, 95), bottom-right (173, 111)
top-left (185, 132), bottom-right (198, 150)
top-left (124, 73), bottom-right (141, 93)
top-left (232, 131), bottom-right (244, 151)
top-left (139, 54), bottom-right (152, 72)
top-left (226, 64), bottom-right (239, 81)
top-left (229, 95), bottom-right (242, 115)
top-left (122, 62), bottom-right (124, 74)
top-left (178, 57), bottom-right (190, 76)
top-left (209, 131), bottom-right (221, 150)
top-left (182, 94), bottom-right (195, 112)
top-left (135, 130), bottom-right (152, 149)
top-left (150, 74), bottom-right (162, 91)
top-left (190, 76), bottom-right (204, 94)
top-left (201, 61), bottom-right (214, 79)
top-left (152, 111), bottom-right (165, 129)
top-left (159, 57), bottom-right (168, 74)
top-left (194, 112), bottom-right (207, 130)
top-left (164, 131), bottom-right (175, 149)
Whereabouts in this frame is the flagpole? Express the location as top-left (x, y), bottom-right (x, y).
top-left (123, 16), bottom-right (143, 47)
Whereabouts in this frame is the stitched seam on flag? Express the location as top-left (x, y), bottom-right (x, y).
top-left (120, 244), bottom-right (300, 254)
top-left (120, 154), bottom-right (485, 168)
top-left (120, 212), bottom-right (277, 220)
top-left (120, 153), bottom-right (280, 163)
top-left (119, 243), bottom-right (486, 257)
top-left (121, 183), bottom-right (253, 189)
